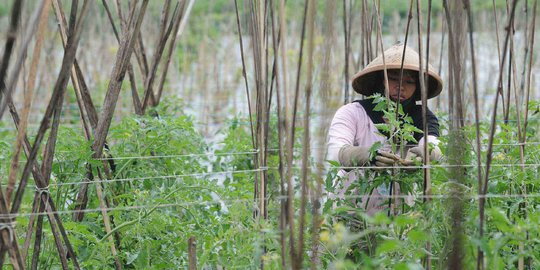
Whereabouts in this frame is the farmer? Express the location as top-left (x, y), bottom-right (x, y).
top-left (327, 44), bottom-right (443, 215)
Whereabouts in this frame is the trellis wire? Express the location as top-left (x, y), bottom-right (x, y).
top-left (49, 168), bottom-right (267, 187)
top-left (1, 192), bottom-right (539, 219)
top-left (10, 163), bottom-right (536, 190)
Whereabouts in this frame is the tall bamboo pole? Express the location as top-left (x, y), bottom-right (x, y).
top-left (462, 1), bottom-right (486, 269)
top-left (311, 3), bottom-right (336, 268)
top-left (479, 1), bottom-right (519, 268)
top-left (415, 0), bottom-right (432, 268)
top-left (286, 1), bottom-right (309, 267)
top-left (297, 1), bottom-right (315, 268)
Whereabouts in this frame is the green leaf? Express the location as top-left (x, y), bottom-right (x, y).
top-left (377, 239), bottom-right (400, 254)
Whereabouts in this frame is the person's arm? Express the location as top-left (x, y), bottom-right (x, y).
top-left (327, 104), bottom-right (398, 169)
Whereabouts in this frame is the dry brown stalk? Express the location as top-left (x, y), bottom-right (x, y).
top-left (266, 1), bottom-right (288, 266)
top-left (297, 1), bottom-right (315, 267)
top-left (285, 0), bottom-right (309, 267)
top-left (0, 0), bottom-right (23, 102)
top-left (188, 236), bottom-right (197, 270)
top-left (141, 0), bottom-right (184, 112)
top-left (72, 1), bottom-right (148, 234)
top-left (461, 1), bottom-right (486, 269)
top-left (311, 3), bottom-right (336, 268)
top-left (479, 1), bottom-right (519, 269)
top-left (156, 0), bottom-right (195, 104)
top-left (0, 0), bottom-right (48, 121)
top-left (102, 0), bottom-right (143, 115)
top-left (234, 0), bottom-right (255, 148)
top-left (1, 2), bottom-right (91, 268)
top-left (7, 0), bottom-right (51, 209)
top-left (343, 0), bottom-right (352, 104)
top-left (416, 0), bottom-right (432, 268)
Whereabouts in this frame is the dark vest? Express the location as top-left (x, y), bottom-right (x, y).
top-left (353, 99), bottom-right (440, 143)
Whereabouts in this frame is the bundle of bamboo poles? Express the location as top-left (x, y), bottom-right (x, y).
top-left (0, 1), bottom-right (194, 269)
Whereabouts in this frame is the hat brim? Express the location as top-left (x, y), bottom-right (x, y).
top-left (351, 65), bottom-right (443, 100)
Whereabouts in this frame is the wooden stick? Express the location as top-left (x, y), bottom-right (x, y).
top-left (462, 1), bottom-right (486, 269)
top-left (479, 1), bottom-right (519, 269)
top-left (0, 0), bottom-right (23, 106)
top-left (141, 1), bottom-right (180, 111)
top-left (0, 185), bottom-right (24, 269)
top-left (1, 100), bottom-right (79, 270)
top-left (10, 0), bottom-right (89, 227)
top-left (30, 202), bottom-right (46, 270)
top-left (95, 180), bottom-right (123, 269)
top-left (311, 2), bottom-right (336, 268)
top-left (343, 0), bottom-right (351, 104)
top-left (268, 1), bottom-right (287, 266)
top-left (188, 236), bottom-right (197, 270)
top-left (234, 0), bottom-right (256, 148)
top-left (92, 0), bottom-right (148, 159)
top-left (102, 0), bottom-right (143, 115)
top-left (416, 0), bottom-right (432, 268)
top-left (0, 0), bottom-right (48, 121)
top-left (7, 0), bottom-right (51, 207)
top-left (285, 1), bottom-right (309, 267)
top-left (156, 0), bottom-right (194, 104)
top-left (297, 0), bottom-right (315, 267)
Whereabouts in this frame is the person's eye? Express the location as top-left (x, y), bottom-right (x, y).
top-left (407, 80), bottom-right (416, 84)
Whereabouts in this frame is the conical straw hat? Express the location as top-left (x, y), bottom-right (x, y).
top-left (351, 44), bottom-right (443, 100)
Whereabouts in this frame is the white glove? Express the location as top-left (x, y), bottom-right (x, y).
top-left (339, 145), bottom-right (400, 169)
top-left (405, 145), bottom-right (443, 163)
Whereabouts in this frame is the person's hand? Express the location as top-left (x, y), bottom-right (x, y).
top-left (338, 145), bottom-right (371, 169)
top-left (404, 145), bottom-right (443, 164)
top-left (373, 150), bottom-right (400, 169)
top-left (338, 145), bottom-right (400, 170)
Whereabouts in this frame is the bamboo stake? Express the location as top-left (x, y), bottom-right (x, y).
top-left (51, 7), bottom-right (117, 254)
top-left (156, 0), bottom-right (195, 104)
top-left (343, 0), bottom-right (351, 104)
top-left (7, 0), bottom-right (51, 207)
top-left (30, 202), bottom-right (46, 270)
top-left (278, 0), bottom-right (290, 132)
top-left (95, 180), bottom-right (123, 269)
top-left (22, 190), bottom-right (42, 260)
top-left (442, 1), bottom-right (469, 268)
top-left (141, 1), bottom-right (181, 111)
top-left (415, 0), bottom-right (433, 268)
top-left (9, 0), bottom-right (88, 229)
top-left (92, 0), bottom-right (148, 159)
top-left (0, 0), bottom-right (47, 121)
top-left (0, 188), bottom-right (24, 267)
top-left (521, 1), bottom-right (536, 268)
top-left (188, 236), bottom-right (197, 270)
top-left (479, 1), bottom-right (519, 269)
top-left (0, 0), bottom-right (23, 108)
top-left (102, 0), bottom-right (143, 115)
top-left (493, 0), bottom-right (506, 120)
top-left (285, 1), bottom-right (309, 267)
top-left (2, 102), bottom-right (80, 270)
top-left (267, 0), bottom-right (287, 267)
top-left (5, 2), bottom-right (90, 269)
top-left (462, 1), bottom-right (486, 269)
top-left (297, 1), bottom-right (315, 267)
top-left (74, 0), bottom-right (148, 228)
top-left (234, 0), bottom-right (256, 149)
top-left (311, 2), bottom-right (336, 268)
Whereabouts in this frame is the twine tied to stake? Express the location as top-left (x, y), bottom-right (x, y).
top-left (0, 220), bottom-right (17, 243)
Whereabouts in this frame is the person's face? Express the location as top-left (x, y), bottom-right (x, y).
top-left (386, 70), bottom-right (417, 102)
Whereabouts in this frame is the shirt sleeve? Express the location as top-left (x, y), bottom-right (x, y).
top-left (327, 104), bottom-right (364, 163)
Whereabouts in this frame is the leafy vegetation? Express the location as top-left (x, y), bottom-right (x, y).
top-left (1, 96), bottom-right (536, 268)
